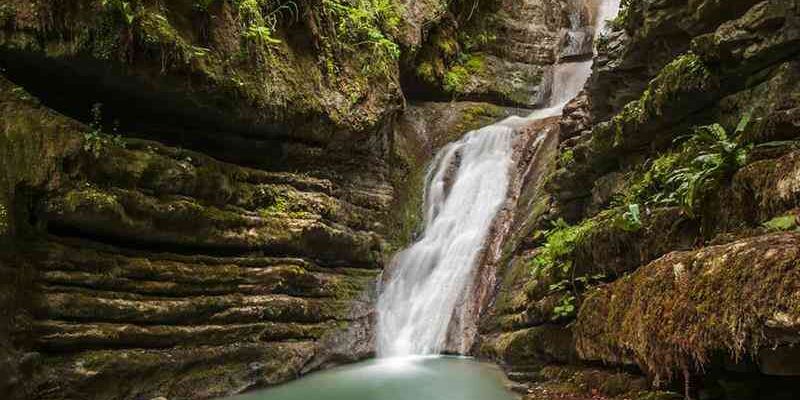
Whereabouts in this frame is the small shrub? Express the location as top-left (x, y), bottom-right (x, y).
top-left (553, 294), bottom-right (577, 320)
top-left (532, 218), bottom-right (597, 278)
top-left (322, 0), bottom-right (402, 76)
top-left (83, 103), bottom-right (126, 158)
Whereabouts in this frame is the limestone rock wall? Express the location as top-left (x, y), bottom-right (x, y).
top-left (477, 1), bottom-right (800, 399)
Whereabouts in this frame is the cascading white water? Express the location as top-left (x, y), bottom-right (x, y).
top-left (376, 0), bottom-right (620, 358)
top-left (376, 124), bottom-right (516, 357)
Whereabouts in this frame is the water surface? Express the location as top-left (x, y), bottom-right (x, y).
top-left (229, 357), bottom-right (518, 400)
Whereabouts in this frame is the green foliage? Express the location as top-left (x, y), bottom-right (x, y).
top-left (322, 0), bottom-right (402, 76)
top-left (444, 65), bottom-right (469, 93)
top-left (763, 214), bottom-right (799, 231)
top-left (102, 0), bottom-right (136, 25)
top-left (553, 294), bottom-right (576, 320)
top-left (619, 203), bottom-right (642, 231)
top-left (560, 149), bottom-right (575, 166)
top-left (83, 103), bottom-right (126, 158)
top-left (138, 12), bottom-right (211, 69)
top-left (608, 0), bottom-right (634, 31)
top-left (665, 123), bottom-right (750, 215)
top-left (235, 0), bottom-right (297, 51)
top-left (443, 53), bottom-right (486, 94)
top-left (549, 273), bottom-right (607, 321)
top-left (256, 185), bottom-right (312, 218)
top-left (617, 117), bottom-right (751, 216)
top-left (243, 25), bottom-right (281, 46)
top-left (532, 218), bottom-right (596, 278)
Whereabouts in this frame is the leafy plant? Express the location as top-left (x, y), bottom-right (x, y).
top-left (560, 149), bottom-right (575, 166)
top-left (619, 203), bottom-right (642, 231)
top-left (553, 294), bottom-right (576, 320)
top-left (664, 121), bottom-right (750, 215)
top-left (236, 0), bottom-right (298, 50)
top-left (532, 218), bottom-right (597, 280)
top-left (321, 0), bottom-right (402, 76)
top-left (243, 25), bottom-right (281, 46)
top-left (83, 103), bottom-right (126, 158)
top-left (102, 0), bottom-right (136, 25)
top-left (616, 116), bottom-right (752, 216)
top-left (548, 274), bottom-right (606, 321)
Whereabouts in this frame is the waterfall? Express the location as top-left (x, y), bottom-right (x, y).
top-left (376, 125), bottom-right (516, 357)
top-left (376, 0), bottom-right (620, 358)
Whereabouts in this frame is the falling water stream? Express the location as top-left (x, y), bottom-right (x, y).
top-left (224, 1), bottom-right (618, 399)
top-left (376, 124), bottom-right (516, 357)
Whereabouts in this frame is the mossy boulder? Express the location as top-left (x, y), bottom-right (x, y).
top-left (576, 232), bottom-right (800, 381)
top-left (481, 325), bottom-right (578, 367)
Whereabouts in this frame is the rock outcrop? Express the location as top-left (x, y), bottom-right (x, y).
top-left (477, 1), bottom-right (800, 399)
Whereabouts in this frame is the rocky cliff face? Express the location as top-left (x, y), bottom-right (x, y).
top-left (477, 1), bottom-right (800, 399)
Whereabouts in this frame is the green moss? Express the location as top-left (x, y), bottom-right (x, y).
top-left (576, 233), bottom-right (800, 382)
top-left (435, 35), bottom-right (459, 57)
top-left (441, 53), bottom-right (487, 94)
top-left (0, 203), bottom-right (8, 236)
top-left (560, 149), bottom-right (575, 166)
top-left (61, 185), bottom-right (122, 214)
top-left (763, 214), bottom-right (799, 231)
top-left (0, 76), bottom-right (83, 237)
top-left (443, 65), bottom-right (469, 93)
top-left (648, 53), bottom-right (713, 113)
top-left (416, 62), bottom-right (436, 83)
top-left (595, 52), bottom-right (717, 151)
top-left (456, 103), bottom-right (503, 132)
top-left (137, 10), bottom-right (211, 71)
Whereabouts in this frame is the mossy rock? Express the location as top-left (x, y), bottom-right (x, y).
top-left (576, 232), bottom-right (800, 381)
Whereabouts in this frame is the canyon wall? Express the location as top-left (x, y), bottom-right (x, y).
top-left (0, 0), bottom-right (570, 399)
top-left (478, 1), bottom-right (800, 399)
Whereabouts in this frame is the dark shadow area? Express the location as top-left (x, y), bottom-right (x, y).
top-left (0, 49), bottom-right (324, 171)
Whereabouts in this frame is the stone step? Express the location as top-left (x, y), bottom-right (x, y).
top-left (32, 320), bottom-right (339, 351)
top-left (37, 290), bottom-right (355, 325)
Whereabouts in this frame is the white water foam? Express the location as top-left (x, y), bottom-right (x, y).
top-left (377, 123), bottom-right (516, 357)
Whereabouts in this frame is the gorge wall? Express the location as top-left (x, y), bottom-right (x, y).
top-left (477, 1), bottom-right (800, 399)
top-left (0, 0), bottom-right (572, 399)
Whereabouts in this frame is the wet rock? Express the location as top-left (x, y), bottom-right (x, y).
top-left (482, 325), bottom-right (578, 366)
